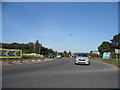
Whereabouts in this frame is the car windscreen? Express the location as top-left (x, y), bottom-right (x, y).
top-left (77, 53), bottom-right (88, 57)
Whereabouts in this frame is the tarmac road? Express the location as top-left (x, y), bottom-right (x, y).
top-left (2, 58), bottom-right (118, 88)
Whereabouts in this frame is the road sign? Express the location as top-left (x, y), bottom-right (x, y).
top-left (115, 49), bottom-right (120, 54)
top-left (0, 49), bottom-right (22, 58)
top-left (103, 52), bottom-right (110, 59)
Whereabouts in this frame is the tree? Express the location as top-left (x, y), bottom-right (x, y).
top-left (1, 40), bottom-right (57, 55)
top-left (98, 41), bottom-right (111, 55)
top-left (97, 34), bottom-right (120, 58)
top-left (0, 43), bottom-right (2, 48)
top-left (63, 51), bottom-right (68, 57)
top-left (111, 33), bottom-right (120, 49)
top-left (11, 42), bottom-right (21, 49)
top-left (27, 42), bottom-right (34, 53)
top-left (68, 51), bottom-right (71, 57)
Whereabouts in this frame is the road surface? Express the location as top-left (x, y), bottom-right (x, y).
top-left (3, 58), bottom-right (118, 88)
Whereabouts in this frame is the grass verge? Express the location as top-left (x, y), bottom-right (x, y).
top-left (91, 57), bottom-right (120, 67)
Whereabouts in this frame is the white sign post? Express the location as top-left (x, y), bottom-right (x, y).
top-left (115, 49), bottom-right (120, 60)
top-left (115, 49), bottom-right (120, 54)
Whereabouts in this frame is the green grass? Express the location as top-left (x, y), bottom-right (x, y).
top-left (91, 57), bottom-right (120, 67)
top-left (102, 59), bottom-right (119, 66)
top-left (90, 57), bottom-right (103, 60)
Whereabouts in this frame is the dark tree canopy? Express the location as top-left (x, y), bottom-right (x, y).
top-left (1, 40), bottom-right (56, 55)
top-left (98, 33), bottom-right (120, 58)
top-left (111, 33), bottom-right (120, 49)
top-left (98, 41), bottom-right (111, 54)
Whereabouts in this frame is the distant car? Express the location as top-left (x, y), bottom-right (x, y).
top-left (48, 55), bottom-right (54, 58)
top-left (75, 53), bottom-right (90, 65)
top-left (56, 55), bottom-right (61, 58)
top-left (43, 55), bottom-right (49, 57)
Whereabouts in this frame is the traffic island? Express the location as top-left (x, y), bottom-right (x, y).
top-left (2, 58), bottom-right (53, 66)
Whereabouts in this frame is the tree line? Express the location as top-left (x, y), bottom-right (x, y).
top-left (0, 40), bottom-right (72, 57)
top-left (2, 33), bottom-right (118, 58)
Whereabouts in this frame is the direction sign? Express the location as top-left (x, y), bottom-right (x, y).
top-left (115, 49), bottom-right (120, 54)
top-left (0, 49), bottom-right (22, 58)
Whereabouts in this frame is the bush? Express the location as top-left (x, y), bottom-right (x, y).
top-left (22, 55), bottom-right (46, 60)
top-left (22, 55), bottom-right (35, 59)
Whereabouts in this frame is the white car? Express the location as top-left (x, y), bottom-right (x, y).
top-left (56, 55), bottom-right (61, 58)
top-left (75, 53), bottom-right (90, 65)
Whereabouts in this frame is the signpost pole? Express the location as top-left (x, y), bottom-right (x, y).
top-left (116, 53), bottom-right (117, 60)
top-left (115, 49), bottom-right (120, 60)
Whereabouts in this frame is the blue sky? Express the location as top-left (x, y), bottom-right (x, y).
top-left (2, 2), bottom-right (118, 52)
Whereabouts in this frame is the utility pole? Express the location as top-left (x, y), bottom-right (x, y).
top-left (34, 43), bottom-right (36, 53)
